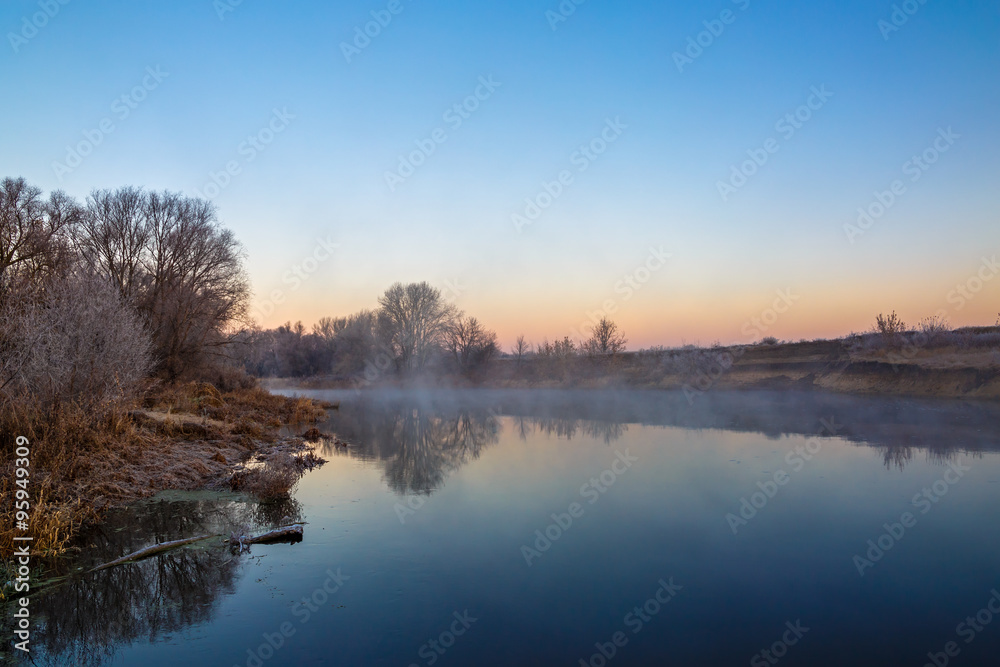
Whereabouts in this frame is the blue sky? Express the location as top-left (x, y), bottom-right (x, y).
top-left (2, 0), bottom-right (998, 346)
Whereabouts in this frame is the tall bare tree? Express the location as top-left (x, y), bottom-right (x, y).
top-left (76, 187), bottom-right (250, 379)
top-left (512, 335), bottom-right (529, 367)
top-left (376, 282), bottom-right (457, 372)
top-left (0, 177), bottom-right (81, 306)
top-left (75, 186), bottom-right (150, 302)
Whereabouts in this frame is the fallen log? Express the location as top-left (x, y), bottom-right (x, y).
top-left (230, 524), bottom-right (304, 547)
top-left (250, 524), bottom-right (304, 543)
top-left (86, 534), bottom-right (217, 574)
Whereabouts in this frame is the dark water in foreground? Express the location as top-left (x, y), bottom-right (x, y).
top-left (11, 389), bottom-right (1000, 666)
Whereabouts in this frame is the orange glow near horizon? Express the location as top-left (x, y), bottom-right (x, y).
top-left (254, 269), bottom-right (999, 350)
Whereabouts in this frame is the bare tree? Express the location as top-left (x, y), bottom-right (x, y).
top-left (585, 317), bottom-right (627, 356)
top-left (76, 187), bottom-right (250, 379)
top-left (512, 335), bottom-right (529, 367)
top-left (446, 316), bottom-right (499, 377)
top-left (376, 282), bottom-right (457, 372)
top-left (330, 310), bottom-right (377, 376)
top-left (312, 316), bottom-right (342, 342)
top-left (75, 186), bottom-right (150, 302)
top-left (0, 177), bottom-right (81, 306)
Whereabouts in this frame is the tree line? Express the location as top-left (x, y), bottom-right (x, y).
top-left (1, 177), bottom-right (250, 412)
top-left (238, 285), bottom-right (629, 382)
top-left (1, 174), bottom-right (632, 408)
top-left (237, 281), bottom-right (504, 381)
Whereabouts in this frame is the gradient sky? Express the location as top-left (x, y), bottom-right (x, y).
top-left (2, 0), bottom-right (998, 348)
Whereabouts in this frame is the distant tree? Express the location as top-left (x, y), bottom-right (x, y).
top-left (554, 336), bottom-right (576, 357)
top-left (331, 310), bottom-right (377, 376)
top-left (446, 316), bottom-right (499, 376)
top-left (376, 282), bottom-right (457, 372)
top-left (312, 316), bottom-right (341, 342)
top-left (512, 335), bottom-right (529, 366)
top-left (584, 317), bottom-right (627, 356)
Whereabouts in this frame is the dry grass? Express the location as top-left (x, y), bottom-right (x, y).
top-left (228, 453), bottom-right (301, 499)
top-left (0, 383), bottom-right (329, 557)
top-left (227, 448), bottom-right (328, 500)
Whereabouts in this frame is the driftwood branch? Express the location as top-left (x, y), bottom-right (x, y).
top-left (87, 534), bottom-right (217, 574)
top-left (82, 524), bottom-right (304, 575)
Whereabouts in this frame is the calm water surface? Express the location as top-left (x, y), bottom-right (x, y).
top-left (16, 389), bottom-right (1000, 666)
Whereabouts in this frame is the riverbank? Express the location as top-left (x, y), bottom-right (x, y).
top-left (0, 383), bottom-right (331, 559)
top-left (281, 334), bottom-right (1000, 400)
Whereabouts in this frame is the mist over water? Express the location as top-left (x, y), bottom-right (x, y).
top-left (22, 389), bottom-right (1000, 666)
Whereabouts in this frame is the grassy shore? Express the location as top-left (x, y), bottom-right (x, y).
top-left (0, 383), bottom-right (330, 559)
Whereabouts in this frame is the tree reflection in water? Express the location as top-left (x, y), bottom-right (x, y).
top-left (10, 493), bottom-right (301, 666)
top-left (314, 389), bottom-right (1000, 483)
top-left (318, 400), bottom-right (501, 495)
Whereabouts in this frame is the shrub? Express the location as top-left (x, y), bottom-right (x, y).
top-left (875, 311), bottom-right (907, 335)
top-left (874, 311), bottom-right (908, 347)
top-left (918, 315), bottom-right (950, 334)
top-left (1, 273), bottom-right (151, 413)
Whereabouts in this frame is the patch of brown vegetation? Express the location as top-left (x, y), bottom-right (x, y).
top-left (227, 447), bottom-right (328, 499)
top-left (0, 383), bottom-right (330, 556)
